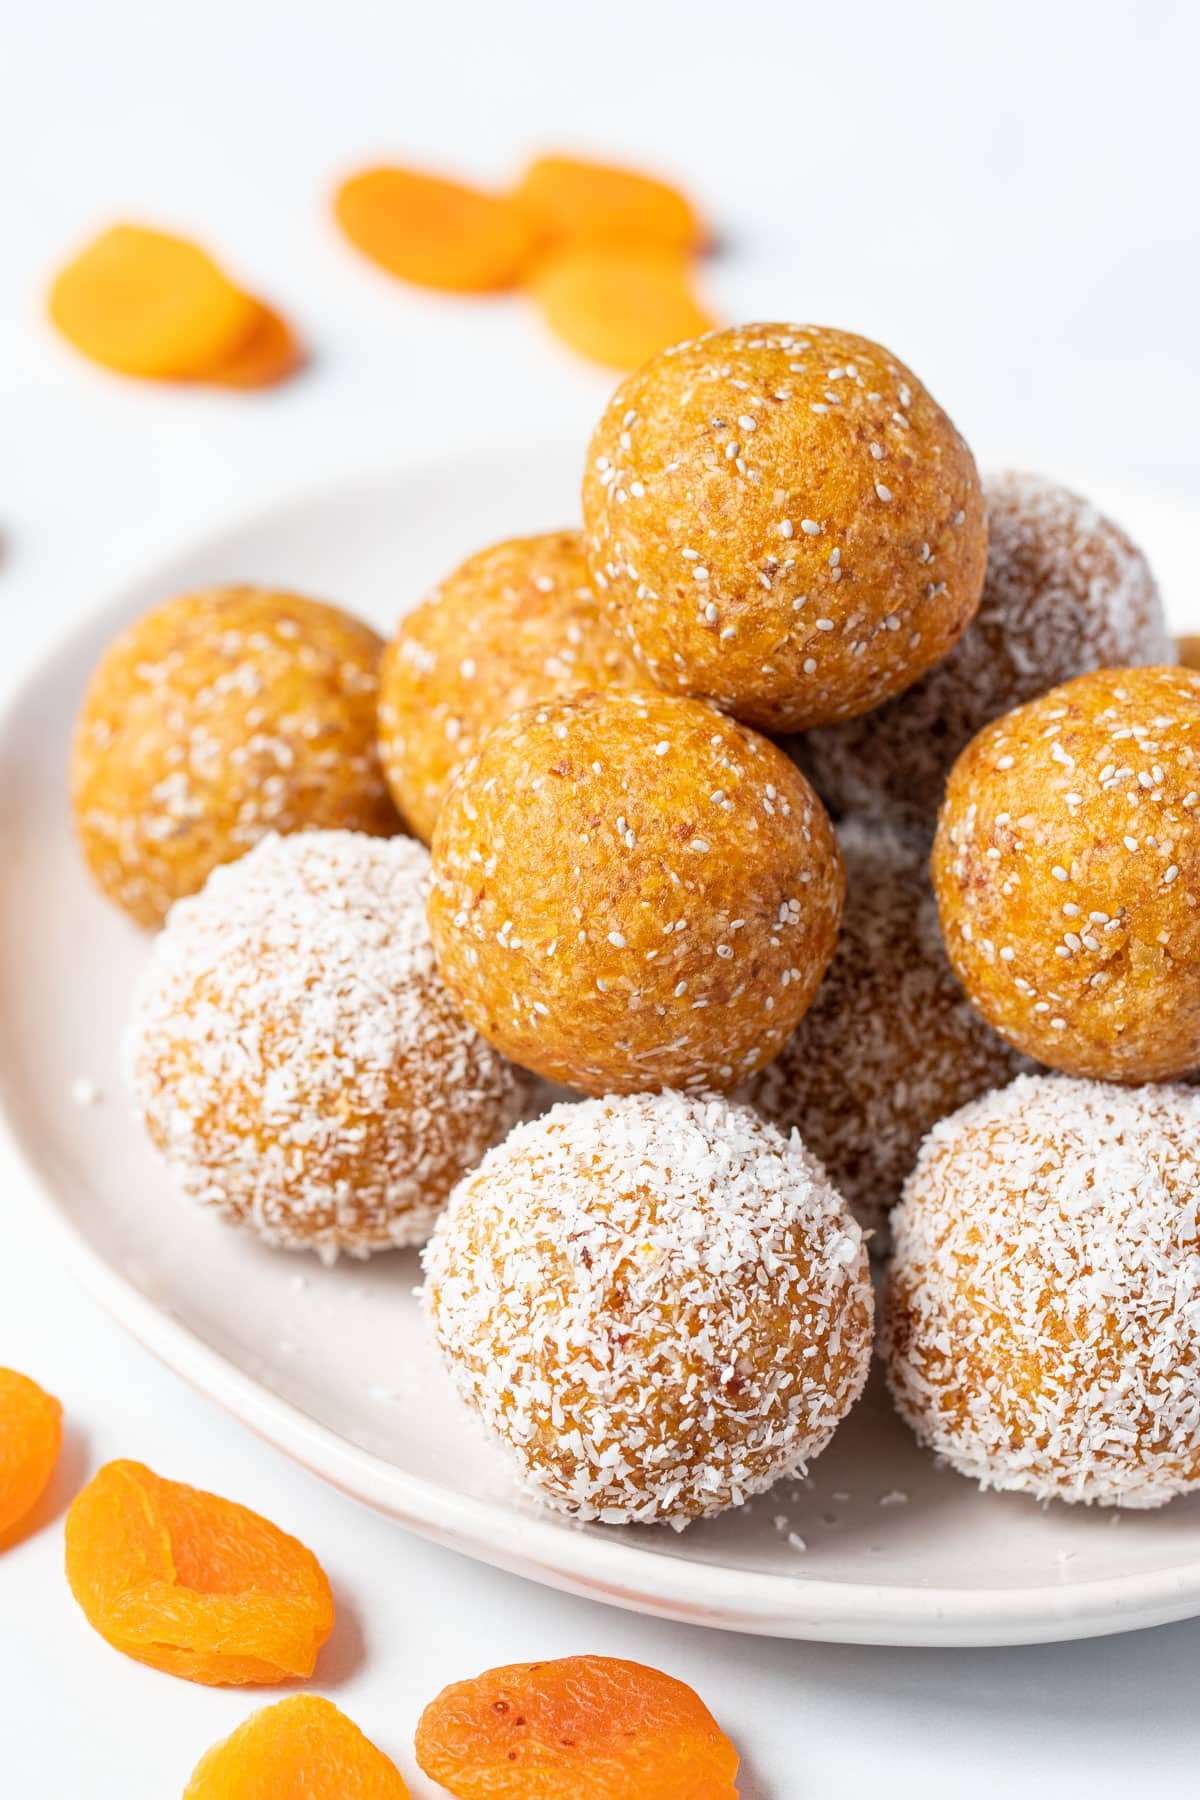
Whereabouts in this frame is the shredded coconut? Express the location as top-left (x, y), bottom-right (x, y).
top-left (884, 1073), bottom-right (1200, 1507)
top-left (125, 831), bottom-right (522, 1259)
top-left (423, 1090), bottom-right (873, 1527)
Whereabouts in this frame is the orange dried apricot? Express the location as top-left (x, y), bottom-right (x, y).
top-left (516, 154), bottom-right (706, 251)
top-left (414, 1655), bottom-right (740, 1799)
top-left (529, 246), bottom-right (715, 370)
top-left (1179, 635), bottom-right (1200, 671)
top-left (48, 224), bottom-right (260, 379)
top-left (0, 1368), bottom-right (62, 1543)
top-left (334, 167), bottom-right (537, 293)
top-left (64, 1459), bottom-right (334, 1685)
top-left (205, 301), bottom-right (305, 389)
top-left (184, 1695), bottom-right (410, 1798)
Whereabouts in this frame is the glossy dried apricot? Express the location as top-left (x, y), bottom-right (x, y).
top-left (205, 301), bottom-right (305, 389)
top-left (414, 1655), bottom-right (740, 1799)
top-left (48, 224), bottom-right (260, 379)
top-left (334, 167), bottom-right (537, 292)
top-left (529, 247), bottom-right (715, 370)
top-left (0, 1368), bottom-right (62, 1542)
top-left (184, 1695), bottom-right (409, 1798)
top-left (516, 154), bottom-right (706, 251)
top-left (64, 1460), bottom-right (334, 1684)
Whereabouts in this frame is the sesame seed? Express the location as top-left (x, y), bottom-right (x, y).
top-left (875, 483), bottom-right (893, 503)
top-left (801, 519), bottom-right (821, 536)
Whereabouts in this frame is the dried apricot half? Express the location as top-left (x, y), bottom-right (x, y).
top-left (64, 1460), bottom-right (334, 1684)
top-left (516, 155), bottom-right (706, 251)
top-left (184, 1695), bottom-right (409, 1798)
top-left (334, 167), bottom-right (537, 293)
top-left (414, 1655), bottom-right (740, 1799)
top-left (529, 247), bottom-right (715, 370)
top-left (48, 224), bottom-right (260, 379)
top-left (0, 1368), bottom-right (62, 1542)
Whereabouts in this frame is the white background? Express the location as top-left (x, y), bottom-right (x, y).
top-left (2, 1), bottom-right (1199, 1793)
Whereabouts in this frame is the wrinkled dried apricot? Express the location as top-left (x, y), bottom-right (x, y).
top-left (529, 247), bottom-right (715, 370)
top-left (334, 167), bottom-right (537, 292)
top-left (184, 1695), bottom-right (409, 1798)
top-left (414, 1655), bottom-right (740, 1799)
top-left (64, 1460), bottom-right (334, 1684)
top-left (48, 225), bottom-right (261, 379)
top-left (205, 301), bottom-right (305, 389)
top-left (0, 1368), bottom-right (62, 1543)
top-left (516, 155), bottom-right (706, 251)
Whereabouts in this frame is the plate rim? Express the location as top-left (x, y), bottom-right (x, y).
top-left (4, 455), bottom-right (1200, 1648)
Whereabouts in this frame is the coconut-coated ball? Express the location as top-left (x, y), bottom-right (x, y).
top-left (72, 586), bottom-right (399, 926)
top-left (427, 689), bottom-right (843, 1095)
top-left (933, 665), bottom-right (1200, 1081)
top-left (802, 472), bottom-right (1170, 826)
top-left (377, 530), bottom-right (644, 842)
top-left (883, 1074), bottom-right (1200, 1507)
top-left (423, 1090), bottom-right (873, 1525)
top-left (746, 817), bottom-right (1030, 1240)
top-left (582, 322), bottom-right (986, 733)
top-left (125, 831), bottom-right (523, 1258)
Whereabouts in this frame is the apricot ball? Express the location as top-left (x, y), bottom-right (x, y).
top-left (746, 816), bottom-right (1029, 1240)
top-left (582, 322), bottom-right (986, 732)
top-left (883, 1074), bottom-right (1200, 1507)
top-left (427, 689), bottom-right (843, 1094)
top-left (803, 472), bottom-right (1169, 826)
top-left (72, 585), bottom-right (399, 927)
top-left (377, 529), bottom-right (644, 842)
top-left (126, 830), bottom-right (523, 1258)
top-left (933, 665), bottom-right (1200, 1081)
top-left (424, 1091), bottom-right (873, 1525)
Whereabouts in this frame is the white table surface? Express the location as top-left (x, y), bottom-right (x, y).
top-left (2, 1), bottom-right (1198, 1792)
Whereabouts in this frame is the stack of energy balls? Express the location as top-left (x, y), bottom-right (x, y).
top-left (73, 322), bottom-right (1200, 1530)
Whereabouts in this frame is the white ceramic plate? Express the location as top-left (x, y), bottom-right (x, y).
top-left (2, 449), bottom-right (1198, 1648)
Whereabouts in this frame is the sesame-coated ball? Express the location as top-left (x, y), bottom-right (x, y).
top-left (582, 322), bottom-right (986, 733)
top-left (377, 530), bottom-right (645, 842)
top-left (72, 586), bottom-right (399, 927)
top-left (802, 472), bottom-right (1170, 826)
top-left (125, 832), bottom-right (523, 1259)
top-left (423, 1091), bottom-right (873, 1525)
top-left (428, 689), bottom-right (843, 1095)
top-left (883, 1074), bottom-right (1200, 1508)
top-left (746, 817), bottom-right (1029, 1240)
top-left (933, 666), bottom-right (1200, 1081)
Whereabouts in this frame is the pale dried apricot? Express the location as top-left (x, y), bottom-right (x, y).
top-left (334, 167), bottom-right (537, 292)
top-left (529, 247), bottom-right (715, 370)
top-left (184, 1695), bottom-right (409, 1798)
top-left (64, 1460), bottom-right (334, 1684)
top-left (414, 1655), bottom-right (740, 1799)
top-left (516, 154), bottom-right (706, 251)
top-left (0, 1368), bottom-right (62, 1542)
top-left (48, 224), bottom-right (260, 379)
